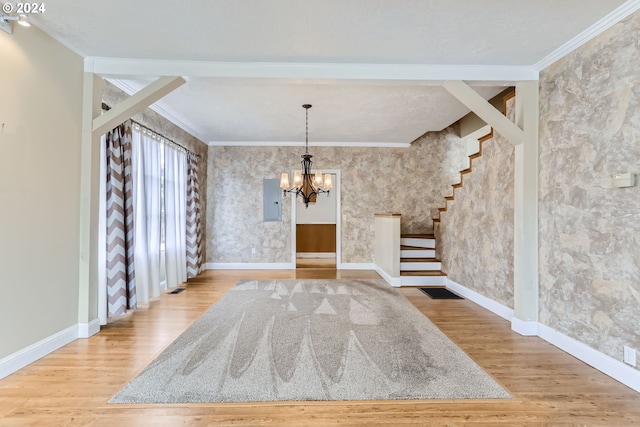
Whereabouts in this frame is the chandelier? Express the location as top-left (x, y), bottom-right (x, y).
top-left (280, 104), bottom-right (333, 208)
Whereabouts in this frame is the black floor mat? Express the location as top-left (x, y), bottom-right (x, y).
top-left (169, 287), bottom-right (186, 294)
top-left (419, 287), bottom-right (463, 299)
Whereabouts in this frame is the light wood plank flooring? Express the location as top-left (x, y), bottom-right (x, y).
top-left (1, 269), bottom-right (639, 426)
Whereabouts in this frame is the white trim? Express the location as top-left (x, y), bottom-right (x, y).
top-left (87, 58), bottom-right (537, 82)
top-left (400, 275), bottom-right (447, 286)
top-left (337, 263), bottom-right (375, 270)
top-left (0, 324), bottom-right (78, 380)
top-left (510, 318), bottom-right (539, 336)
top-left (207, 141), bottom-right (412, 148)
top-left (446, 278), bottom-right (514, 321)
top-left (538, 323), bottom-right (640, 393)
top-left (78, 319), bottom-right (101, 339)
top-left (374, 265), bottom-right (401, 287)
top-left (291, 170), bottom-right (341, 269)
top-left (205, 262), bottom-right (295, 270)
top-left (533, 0), bottom-right (640, 71)
top-left (441, 280), bottom-right (640, 393)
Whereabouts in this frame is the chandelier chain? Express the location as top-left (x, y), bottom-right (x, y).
top-left (305, 106), bottom-right (309, 154)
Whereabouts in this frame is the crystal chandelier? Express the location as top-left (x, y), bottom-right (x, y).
top-left (280, 104), bottom-right (333, 208)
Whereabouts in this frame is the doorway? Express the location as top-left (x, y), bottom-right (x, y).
top-left (291, 170), bottom-right (340, 269)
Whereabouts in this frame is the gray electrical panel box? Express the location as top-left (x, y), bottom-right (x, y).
top-left (263, 178), bottom-right (282, 222)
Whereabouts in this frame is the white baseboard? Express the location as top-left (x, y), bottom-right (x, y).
top-left (444, 278), bottom-right (640, 393)
top-left (510, 318), bottom-right (539, 336)
top-left (0, 324), bottom-right (78, 381)
top-left (538, 323), bottom-right (640, 393)
top-left (205, 262), bottom-right (295, 270)
top-left (337, 263), bottom-right (375, 270)
top-left (401, 275), bottom-right (447, 286)
top-left (78, 319), bottom-right (101, 339)
top-left (374, 265), bottom-right (402, 287)
top-left (446, 278), bottom-right (514, 321)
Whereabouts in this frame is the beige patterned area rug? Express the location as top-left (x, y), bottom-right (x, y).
top-left (110, 279), bottom-right (510, 403)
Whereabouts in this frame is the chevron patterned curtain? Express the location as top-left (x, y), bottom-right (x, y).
top-left (105, 120), bottom-right (137, 317)
top-left (186, 152), bottom-right (203, 278)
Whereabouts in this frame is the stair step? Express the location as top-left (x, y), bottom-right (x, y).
top-left (400, 270), bottom-right (447, 277)
top-left (401, 261), bottom-right (442, 271)
top-left (401, 257), bottom-right (440, 262)
top-left (401, 234), bottom-right (434, 239)
top-left (400, 249), bottom-right (435, 258)
top-left (460, 168), bottom-right (472, 175)
top-left (452, 182), bottom-right (463, 188)
top-left (400, 237), bottom-right (435, 249)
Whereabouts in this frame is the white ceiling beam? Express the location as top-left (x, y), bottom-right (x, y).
top-left (443, 80), bottom-right (524, 145)
top-left (206, 141), bottom-right (412, 148)
top-left (92, 76), bottom-right (186, 137)
top-left (85, 58), bottom-right (538, 83)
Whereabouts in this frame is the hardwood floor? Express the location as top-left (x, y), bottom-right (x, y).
top-left (1, 269), bottom-right (639, 426)
top-left (296, 257), bottom-right (337, 268)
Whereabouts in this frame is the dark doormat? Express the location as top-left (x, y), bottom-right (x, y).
top-left (419, 287), bottom-right (463, 299)
top-left (169, 287), bottom-right (186, 294)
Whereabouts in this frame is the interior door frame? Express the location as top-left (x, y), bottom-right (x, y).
top-left (290, 169), bottom-right (341, 268)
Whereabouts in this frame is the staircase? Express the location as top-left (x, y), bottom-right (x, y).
top-left (399, 233), bottom-right (447, 285)
top-left (374, 214), bottom-right (447, 287)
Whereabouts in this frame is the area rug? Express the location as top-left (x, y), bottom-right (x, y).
top-left (110, 279), bottom-right (510, 403)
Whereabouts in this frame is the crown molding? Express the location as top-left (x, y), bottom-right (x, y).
top-left (206, 140), bottom-right (412, 148)
top-left (534, 0), bottom-right (640, 72)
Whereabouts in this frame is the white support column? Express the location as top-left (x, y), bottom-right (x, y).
top-left (442, 79), bottom-right (540, 336)
top-left (512, 80), bottom-right (540, 336)
top-left (78, 73), bottom-right (105, 329)
top-left (78, 74), bottom-right (186, 333)
top-left (92, 76), bottom-right (186, 137)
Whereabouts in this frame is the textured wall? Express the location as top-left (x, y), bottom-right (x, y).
top-left (207, 126), bottom-right (466, 264)
top-left (436, 98), bottom-right (515, 309)
top-left (103, 82), bottom-right (209, 262)
top-left (538, 11), bottom-right (640, 369)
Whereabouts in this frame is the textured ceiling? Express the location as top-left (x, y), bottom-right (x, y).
top-left (26, 0), bottom-right (630, 145)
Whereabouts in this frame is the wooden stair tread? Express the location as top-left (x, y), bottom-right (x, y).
top-left (401, 234), bottom-right (435, 238)
top-left (401, 258), bottom-right (440, 262)
top-left (445, 196), bottom-right (454, 201)
top-left (400, 270), bottom-right (447, 276)
top-left (400, 245), bottom-right (434, 250)
top-left (460, 168), bottom-right (472, 175)
top-left (469, 153), bottom-right (482, 159)
top-left (452, 183), bottom-right (462, 188)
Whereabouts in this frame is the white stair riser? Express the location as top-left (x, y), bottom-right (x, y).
top-left (401, 238), bottom-right (435, 248)
top-left (400, 249), bottom-right (435, 258)
top-left (400, 262), bottom-right (442, 271)
top-left (400, 275), bottom-right (447, 286)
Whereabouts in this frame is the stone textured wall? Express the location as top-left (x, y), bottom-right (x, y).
top-left (103, 82), bottom-right (209, 262)
top-left (436, 98), bottom-right (515, 309)
top-left (538, 11), bottom-right (640, 369)
top-left (206, 125), bottom-right (466, 264)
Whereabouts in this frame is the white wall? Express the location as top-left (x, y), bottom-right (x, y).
top-left (0, 23), bottom-right (84, 358)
